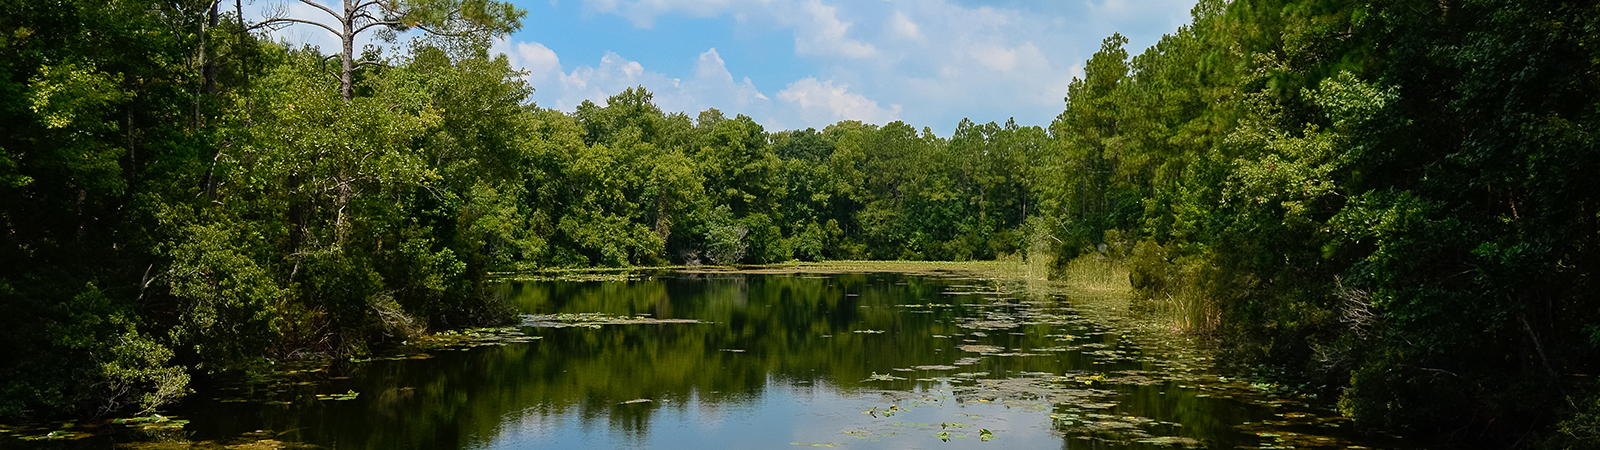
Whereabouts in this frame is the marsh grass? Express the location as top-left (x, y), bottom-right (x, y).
top-left (1056, 254), bottom-right (1130, 293)
top-left (1151, 287), bottom-right (1219, 335)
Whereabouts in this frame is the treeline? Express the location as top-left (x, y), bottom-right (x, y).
top-left (2, 0), bottom-right (1598, 447)
top-left (527, 92), bottom-right (1047, 266)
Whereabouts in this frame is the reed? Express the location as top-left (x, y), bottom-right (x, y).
top-left (1058, 253), bottom-right (1130, 293)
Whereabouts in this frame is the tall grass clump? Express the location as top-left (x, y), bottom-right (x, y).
top-left (1042, 228), bottom-right (1131, 293)
top-left (1127, 240), bottom-right (1220, 333)
top-left (1059, 253), bottom-right (1130, 293)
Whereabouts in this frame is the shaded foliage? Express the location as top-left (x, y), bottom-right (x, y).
top-left (1045, 0), bottom-right (1600, 446)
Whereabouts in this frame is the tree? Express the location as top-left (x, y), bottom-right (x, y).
top-left (249, 0), bottom-right (523, 100)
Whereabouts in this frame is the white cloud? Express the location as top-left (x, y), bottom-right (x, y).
top-left (889, 11), bottom-right (921, 40)
top-left (494, 38), bottom-right (564, 84)
top-left (658, 48), bottom-right (770, 113)
top-left (1086, 0), bottom-right (1137, 19)
top-left (777, 78), bottom-right (901, 125)
top-left (1084, 0), bottom-right (1198, 42)
top-left (542, 51), bottom-right (676, 110)
top-left (970, 44), bottom-right (1018, 72)
top-left (497, 43), bottom-right (891, 130)
top-left (694, 48), bottom-right (734, 83)
top-left (584, 0), bottom-right (747, 28)
top-left (580, 0), bottom-right (879, 59)
top-left (792, 0), bottom-right (877, 59)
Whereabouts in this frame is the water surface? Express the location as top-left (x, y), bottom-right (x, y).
top-left (3, 271), bottom-right (1415, 449)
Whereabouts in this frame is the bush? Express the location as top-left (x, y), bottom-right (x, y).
top-left (740, 213), bottom-right (792, 264)
top-left (792, 222), bottom-right (827, 261)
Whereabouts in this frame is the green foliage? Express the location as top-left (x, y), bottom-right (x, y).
top-left (98, 329), bottom-right (191, 417)
top-left (165, 218), bottom-right (287, 369)
top-left (699, 205), bottom-right (747, 266)
top-left (1548, 388), bottom-right (1600, 449)
top-left (791, 221), bottom-right (829, 261)
top-left (740, 213), bottom-right (791, 264)
top-left (1041, 0), bottom-right (1600, 444)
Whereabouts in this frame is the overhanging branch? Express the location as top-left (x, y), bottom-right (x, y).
top-left (250, 17), bottom-right (343, 37)
top-left (415, 23), bottom-right (472, 37)
top-left (355, 20), bottom-right (405, 34)
top-left (354, 0), bottom-right (392, 12)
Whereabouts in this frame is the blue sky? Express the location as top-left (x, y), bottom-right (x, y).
top-left (253, 0), bottom-right (1199, 135)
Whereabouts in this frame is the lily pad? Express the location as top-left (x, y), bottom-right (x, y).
top-left (864, 372), bottom-right (907, 382)
top-left (314, 390), bottom-right (360, 401)
top-left (958, 344), bottom-right (1003, 353)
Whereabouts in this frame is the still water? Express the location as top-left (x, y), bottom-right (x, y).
top-left (5, 271), bottom-right (1416, 449)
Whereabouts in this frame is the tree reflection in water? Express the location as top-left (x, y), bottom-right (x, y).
top-left (161, 272), bottom-right (1414, 450)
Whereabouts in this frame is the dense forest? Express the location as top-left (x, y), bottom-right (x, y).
top-left (1, 0), bottom-right (1597, 447)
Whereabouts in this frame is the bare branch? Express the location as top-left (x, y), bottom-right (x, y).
top-left (318, 54), bottom-right (342, 82)
top-left (354, 0), bottom-right (391, 12)
top-left (137, 264), bottom-right (155, 301)
top-left (1335, 276), bottom-right (1377, 338)
top-left (352, 11), bottom-right (384, 24)
top-left (355, 20), bottom-right (405, 34)
top-left (294, 0), bottom-right (344, 21)
top-left (415, 24), bottom-right (471, 37)
top-left (251, 17), bottom-right (344, 37)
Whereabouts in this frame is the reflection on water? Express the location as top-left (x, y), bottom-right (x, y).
top-left (3, 272), bottom-right (1415, 449)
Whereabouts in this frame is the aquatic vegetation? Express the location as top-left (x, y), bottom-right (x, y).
top-left (400, 327), bottom-right (543, 351)
top-left (313, 390), bottom-right (359, 401)
top-left (863, 373), bottom-right (907, 382)
top-left (957, 345), bottom-right (1003, 353)
top-left (16, 429), bottom-right (92, 441)
top-left (112, 429), bottom-right (324, 449)
top-left (520, 313), bottom-right (702, 328)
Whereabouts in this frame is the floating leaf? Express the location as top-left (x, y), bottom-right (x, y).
top-left (315, 390), bottom-right (360, 401)
top-left (864, 372), bottom-right (907, 382)
top-left (111, 415), bottom-right (169, 425)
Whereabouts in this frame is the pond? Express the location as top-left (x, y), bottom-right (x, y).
top-left (2, 269), bottom-right (1418, 449)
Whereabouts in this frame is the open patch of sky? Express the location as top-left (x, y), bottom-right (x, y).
top-left (247, 0), bottom-right (1200, 135)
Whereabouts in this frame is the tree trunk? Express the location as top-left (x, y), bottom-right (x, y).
top-left (203, 2), bottom-right (218, 95)
top-left (202, 1), bottom-right (220, 201)
top-left (194, 15), bottom-right (206, 127)
top-left (340, 0), bottom-right (356, 101)
top-left (235, 0), bottom-right (254, 126)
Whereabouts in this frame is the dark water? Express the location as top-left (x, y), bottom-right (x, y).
top-left (2, 272), bottom-right (1415, 449)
